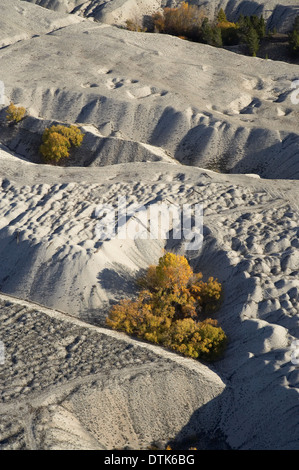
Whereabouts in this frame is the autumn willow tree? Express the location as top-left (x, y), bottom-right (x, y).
top-left (106, 252), bottom-right (227, 361)
top-left (152, 1), bottom-right (205, 40)
top-left (6, 102), bottom-right (26, 123)
top-left (39, 124), bottom-right (84, 164)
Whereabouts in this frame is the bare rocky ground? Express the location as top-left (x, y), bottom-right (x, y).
top-left (0, 0), bottom-right (298, 450)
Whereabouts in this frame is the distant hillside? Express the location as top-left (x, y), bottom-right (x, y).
top-left (21, 0), bottom-right (299, 32)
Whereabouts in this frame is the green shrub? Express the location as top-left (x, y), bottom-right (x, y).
top-left (6, 102), bottom-right (26, 123)
top-left (39, 124), bottom-right (84, 164)
top-left (216, 15), bottom-right (239, 46)
top-left (289, 30), bottom-right (299, 55)
top-left (237, 14), bottom-right (265, 55)
top-left (106, 252), bottom-right (227, 361)
top-left (217, 8), bottom-right (227, 23)
top-left (289, 16), bottom-right (299, 56)
top-left (201, 18), bottom-right (223, 47)
top-left (247, 27), bottom-right (260, 56)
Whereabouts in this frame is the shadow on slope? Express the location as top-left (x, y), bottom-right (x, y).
top-left (172, 343), bottom-right (299, 449)
top-left (171, 233), bottom-right (299, 449)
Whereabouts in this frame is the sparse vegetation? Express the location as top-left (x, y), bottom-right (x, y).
top-left (237, 14), bottom-right (266, 56)
top-left (289, 15), bottom-right (299, 56)
top-left (106, 252), bottom-right (226, 361)
top-left (126, 17), bottom-right (147, 32)
top-left (39, 124), bottom-right (84, 164)
top-left (6, 102), bottom-right (26, 123)
top-left (201, 17), bottom-right (223, 47)
top-left (126, 3), bottom-right (271, 59)
top-left (201, 12), bottom-right (266, 54)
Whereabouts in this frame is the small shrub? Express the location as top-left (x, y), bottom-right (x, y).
top-left (216, 16), bottom-right (239, 46)
top-left (289, 16), bottom-right (299, 56)
top-left (6, 102), bottom-right (26, 123)
top-left (106, 252), bottom-right (226, 361)
top-left (289, 30), bottom-right (299, 55)
top-left (217, 8), bottom-right (227, 23)
top-left (126, 17), bottom-right (147, 32)
top-left (247, 27), bottom-right (260, 56)
top-left (39, 124), bottom-right (84, 164)
top-left (201, 18), bottom-right (223, 47)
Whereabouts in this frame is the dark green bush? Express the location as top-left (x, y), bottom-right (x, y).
top-left (289, 16), bottom-right (299, 56)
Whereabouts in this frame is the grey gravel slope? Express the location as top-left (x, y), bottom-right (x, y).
top-left (0, 292), bottom-right (225, 450)
top-left (0, 0), bottom-right (83, 48)
top-left (1, 2), bottom-right (299, 177)
top-left (0, 0), bottom-right (299, 451)
top-left (0, 155), bottom-right (298, 449)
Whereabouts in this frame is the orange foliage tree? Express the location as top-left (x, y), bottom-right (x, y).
top-left (152, 2), bottom-right (205, 40)
top-left (39, 124), bottom-right (84, 164)
top-left (106, 252), bottom-right (226, 361)
top-left (6, 102), bottom-right (26, 123)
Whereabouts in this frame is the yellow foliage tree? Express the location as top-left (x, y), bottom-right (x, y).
top-left (152, 2), bottom-right (205, 40)
top-left (106, 252), bottom-right (226, 361)
top-left (6, 102), bottom-right (26, 123)
top-left (217, 20), bottom-right (238, 29)
top-left (191, 275), bottom-right (223, 315)
top-left (39, 131), bottom-right (70, 164)
top-left (39, 124), bottom-right (84, 164)
top-left (139, 252), bottom-right (198, 318)
top-left (165, 317), bottom-right (226, 360)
